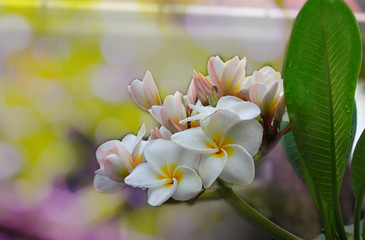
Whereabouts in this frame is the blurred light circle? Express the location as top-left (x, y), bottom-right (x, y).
top-left (101, 33), bottom-right (137, 65)
top-left (0, 143), bottom-right (22, 180)
top-left (159, 60), bottom-right (193, 93)
top-left (0, 106), bottom-right (41, 140)
top-left (32, 37), bottom-right (71, 64)
top-left (185, 4), bottom-right (243, 56)
top-left (94, 117), bottom-right (128, 144)
top-left (185, 0), bottom-right (286, 61)
top-left (91, 63), bottom-right (139, 102)
top-left (0, 14), bottom-right (32, 54)
top-left (34, 80), bottom-right (73, 123)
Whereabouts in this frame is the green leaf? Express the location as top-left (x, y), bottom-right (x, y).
top-left (313, 220), bottom-right (364, 240)
top-left (281, 121), bottom-right (304, 181)
top-left (283, 0), bottom-right (362, 238)
top-left (281, 102), bottom-right (357, 183)
top-left (351, 130), bottom-right (365, 240)
top-left (346, 102), bottom-right (357, 167)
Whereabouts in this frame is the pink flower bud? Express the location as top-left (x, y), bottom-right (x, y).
top-left (128, 71), bottom-right (162, 111)
top-left (208, 56), bottom-right (247, 96)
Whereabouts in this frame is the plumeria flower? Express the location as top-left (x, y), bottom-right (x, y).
top-left (172, 110), bottom-right (263, 188)
top-left (180, 96), bottom-right (260, 124)
top-left (128, 71), bottom-right (162, 111)
top-left (125, 139), bottom-right (202, 206)
top-left (238, 66), bottom-right (283, 118)
top-left (208, 56), bottom-right (247, 96)
top-left (94, 124), bottom-right (147, 193)
top-left (149, 91), bottom-right (188, 133)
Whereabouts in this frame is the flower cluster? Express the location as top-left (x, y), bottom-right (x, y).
top-left (94, 56), bottom-right (285, 206)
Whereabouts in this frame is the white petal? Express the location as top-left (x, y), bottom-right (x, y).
top-left (174, 147), bottom-right (200, 170)
top-left (208, 56), bottom-right (224, 88)
top-left (230, 57), bottom-right (246, 94)
top-left (143, 139), bottom-right (178, 175)
top-left (128, 80), bottom-right (149, 111)
top-left (216, 95), bottom-right (243, 108)
top-left (215, 96), bottom-right (260, 120)
top-left (221, 56), bottom-right (239, 94)
top-left (249, 83), bottom-right (268, 105)
top-left (95, 140), bottom-right (122, 164)
top-left (179, 112), bottom-right (212, 124)
top-left (198, 152), bottom-right (227, 188)
top-left (172, 166), bottom-right (202, 201)
top-left (142, 71), bottom-right (162, 106)
top-left (200, 110), bottom-right (240, 142)
top-left (219, 145), bottom-right (254, 185)
top-left (121, 134), bottom-right (137, 153)
top-left (149, 106), bottom-right (163, 125)
top-left (94, 170), bottom-right (125, 193)
top-left (261, 80), bottom-right (279, 115)
top-left (103, 154), bottom-right (128, 182)
top-left (225, 119), bottom-right (263, 156)
top-left (147, 180), bottom-right (177, 206)
top-left (124, 163), bottom-right (168, 188)
top-left (229, 102), bottom-right (261, 120)
top-left (171, 128), bottom-right (217, 154)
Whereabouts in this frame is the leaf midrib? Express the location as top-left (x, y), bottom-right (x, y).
top-left (320, 0), bottom-right (338, 200)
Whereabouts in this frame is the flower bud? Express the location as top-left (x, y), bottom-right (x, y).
top-left (128, 71), bottom-right (162, 111)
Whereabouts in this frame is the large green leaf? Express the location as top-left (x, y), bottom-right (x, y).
top-left (284, 0), bottom-right (362, 213)
top-left (351, 130), bottom-right (365, 240)
top-left (281, 103), bottom-right (356, 184)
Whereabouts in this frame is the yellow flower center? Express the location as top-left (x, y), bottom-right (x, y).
top-left (157, 164), bottom-right (183, 187)
top-left (206, 134), bottom-right (234, 158)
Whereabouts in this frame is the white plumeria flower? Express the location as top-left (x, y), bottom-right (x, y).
top-left (180, 96), bottom-right (261, 124)
top-left (125, 139), bottom-right (202, 206)
top-left (128, 71), bottom-right (162, 111)
top-left (94, 124), bottom-right (147, 193)
top-left (172, 110), bottom-right (263, 188)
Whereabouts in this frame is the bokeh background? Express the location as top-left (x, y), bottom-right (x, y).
top-left (0, 0), bottom-right (364, 239)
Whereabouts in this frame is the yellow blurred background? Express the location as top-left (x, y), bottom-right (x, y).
top-left (0, 0), bottom-right (364, 239)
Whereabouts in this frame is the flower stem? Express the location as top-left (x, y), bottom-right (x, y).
top-left (217, 179), bottom-right (302, 240)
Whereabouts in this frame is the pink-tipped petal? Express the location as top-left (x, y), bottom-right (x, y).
top-left (208, 56), bottom-right (224, 91)
top-left (128, 80), bottom-right (150, 111)
top-left (261, 81), bottom-right (279, 115)
top-left (103, 154), bottom-right (129, 182)
top-left (149, 106), bottom-right (163, 125)
top-left (249, 83), bottom-right (268, 105)
top-left (221, 56), bottom-right (240, 95)
top-left (143, 71), bottom-right (162, 106)
top-left (160, 92), bottom-right (187, 133)
top-left (230, 57), bottom-right (247, 94)
top-left (186, 79), bottom-right (197, 107)
top-left (96, 140), bottom-right (117, 164)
